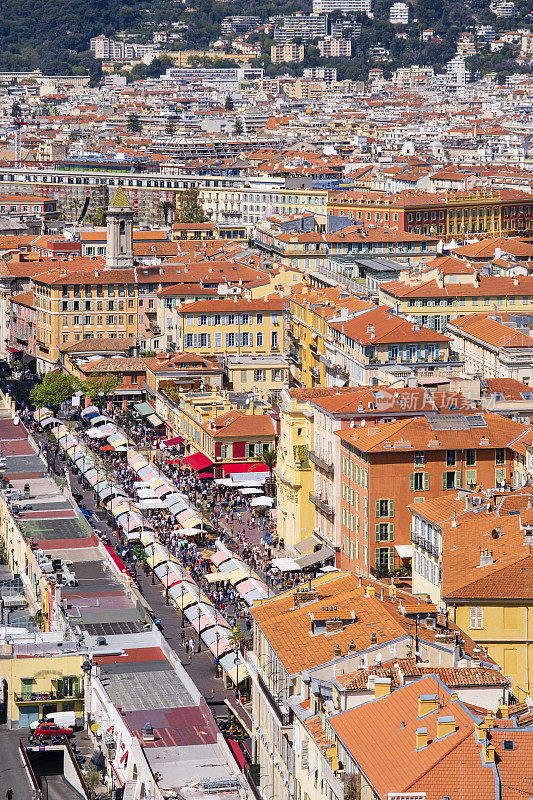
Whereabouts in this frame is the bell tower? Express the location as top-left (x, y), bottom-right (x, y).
top-left (106, 188), bottom-right (134, 269)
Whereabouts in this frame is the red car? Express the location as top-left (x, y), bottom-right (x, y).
top-left (34, 723), bottom-right (73, 741)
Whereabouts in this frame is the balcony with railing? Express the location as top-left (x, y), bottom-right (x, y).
top-left (309, 492), bottom-right (334, 517)
top-left (14, 688), bottom-right (82, 704)
top-left (308, 449), bottom-right (334, 474)
top-left (288, 350), bottom-right (301, 366)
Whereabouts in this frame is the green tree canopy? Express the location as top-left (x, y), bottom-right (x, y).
top-left (225, 94), bottom-right (234, 110)
top-left (30, 371), bottom-right (77, 413)
top-left (233, 118), bottom-right (244, 136)
top-left (175, 187), bottom-right (209, 223)
top-left (78, 373), bottom-right (120, 403)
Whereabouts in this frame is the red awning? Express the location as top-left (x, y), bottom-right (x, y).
top-left (225, 738), bottom-right (247, 771)
top-left (100, 445), bottom-right (114, 451)
top-left (221, 463), bottom-right (269, 476)
top-left (6, 347), bottom-right (22, 354)
top-left (163, 436), bottom-right (184, 446)
top-left (104, 544), bottom-right (129, 575)
top-left (181, 452), bottom-right (214, 471)
top-left (198, 472), bottom-right (214, 479)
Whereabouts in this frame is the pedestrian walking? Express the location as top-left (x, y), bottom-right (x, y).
top-left (6, 788), bottom-right (13, 800)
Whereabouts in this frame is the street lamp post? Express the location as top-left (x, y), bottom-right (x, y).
top-left (215, 630), bottom-right (220, 677)
top-left (181, 584), bottom-right (185, 627)
top-left (197, 607), bottom-right (202, 652)
top-left (165, 563), bottom-right (169, 605)
top-left (234, 653), bottom-right (242, 702)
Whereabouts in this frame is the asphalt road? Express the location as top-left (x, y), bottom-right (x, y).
top-left (40, 774), bottom-right (80, 800)
top-left (0, 726), bottom-right (33, 800)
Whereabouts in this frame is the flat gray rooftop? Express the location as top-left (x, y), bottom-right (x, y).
top-left (101, 665), bottom-right (194, 712)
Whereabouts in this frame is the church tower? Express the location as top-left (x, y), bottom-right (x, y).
top-left (105, 188), bottom-right (134, 269)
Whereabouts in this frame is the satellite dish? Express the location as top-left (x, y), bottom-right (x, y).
top-left (360, 419), bottom-right (366, 427)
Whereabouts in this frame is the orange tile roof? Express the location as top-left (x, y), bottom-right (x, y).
top-left (251, 574), bottom-right (443, 675)
top-left (329, 675), bottom-right (492, 799)
top-left (329, 306), bottom-right (450, 344)
top-left (448, 314), bottom-right (533, 349)
top-left (336, 412), bottom-right (529, 453)
top-left (211, 410), bottom-right (276, 439)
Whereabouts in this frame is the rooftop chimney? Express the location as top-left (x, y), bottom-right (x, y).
top-left (479, 548), bottom-right (494, 567)
top-left (366, 585), bottom-right (375, 598)
top-left (415, 727), bottom-right (428, 750)
top-left (418, 693), bottom-right (439, 717)
top-left (334, 643), bottom-right (342, 658)
top-left (374, 677), bottom-right (392, 699)
top-left (482, 743), bottom-right (495, 763)
top-left (437, 716), bottom-right (455, 738)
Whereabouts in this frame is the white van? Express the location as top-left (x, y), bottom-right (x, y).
top-left (30, 710), bottom-right (76, 731)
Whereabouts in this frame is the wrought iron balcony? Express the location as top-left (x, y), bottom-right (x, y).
top-left (308, 450), bottom-right (334, 474)
top-left (309, 492), bottom-right (334, 517)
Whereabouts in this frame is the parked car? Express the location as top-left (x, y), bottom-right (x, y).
top-left (34, 722), bottom-right (73, 740)
top-left (30, 711), bottom-right (77, 732)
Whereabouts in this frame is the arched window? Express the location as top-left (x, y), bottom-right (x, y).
top-left (119, 220), bottom-right (125, 235)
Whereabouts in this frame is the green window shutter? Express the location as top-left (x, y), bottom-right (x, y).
top-left (389, 500), bottom-right (394, 517)
top-left (442, 472), bottom-right (447, 490)
top-left (375, 500), bottom-right (381, 518)
top-left (375, 524), bottom-right (381, 542)
top-left (423, 472), bottom-right (430, 490)
top-left (389, 523), bottom-right (394, 541)
top-left (455, 471), bottom-right (462, 488)
top-left (466, 469), bottom-right (476, 487)
top-left (388, 547), bottom-right (395, 570)
top-left (410, 473), bottom-right (415, 491)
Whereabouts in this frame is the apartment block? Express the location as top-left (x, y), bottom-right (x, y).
top-left (336, 412), bottom-right (527, 576)
top-left (389, 1), bottom-right (410, 23)
top-left (270, 42), bottom-right (305, 63)
top-left (318, 37), bottom-right (352, 57)
top-left (173, 296), bottom-right (284, 357)
top-left (313, 0), bottom-right (371, 12)
top-left (273, 14), bottom-right (328, 44)
top-left (410, 488), bottom-right (533, 696)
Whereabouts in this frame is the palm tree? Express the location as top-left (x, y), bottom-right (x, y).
top-left (262, 448), bottom-right (277, 480)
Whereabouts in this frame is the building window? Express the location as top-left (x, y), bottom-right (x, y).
top-left (271, 331), bottom-right (279, 350)
top-left (414, 451), bottom-right (425, 468)
top-left (410, 472), bottom-right (429, 491)
top-left (470, 606), bottom-right (483, 629)
top-left (375, 499), bottom-right (394, 517)
top-left (466, 449), bottom-right (476, 466)
top-left (442, 471), bottom-right (461, 490)
top-left (375, 523), bottom-right (394, 542)
top-left (446, 449), bottom-right (455, 466)
top-left (496, 448), bottom-right (505, 465)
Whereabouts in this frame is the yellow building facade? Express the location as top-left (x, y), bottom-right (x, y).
top-left (33, 268), bottom-right (140, 372)
top-left (379, 269), bottom-right (533, 333)
top-left (275, 387), bottom-right (315, 552)
top-left (174, 296), bottom-right (285, 357)
top-left (288, 287), bottom-right (374, 387)
top-left (450, 602), bottom-right (533, 700)
top-left (2, 651), bottom-right (85, 728)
